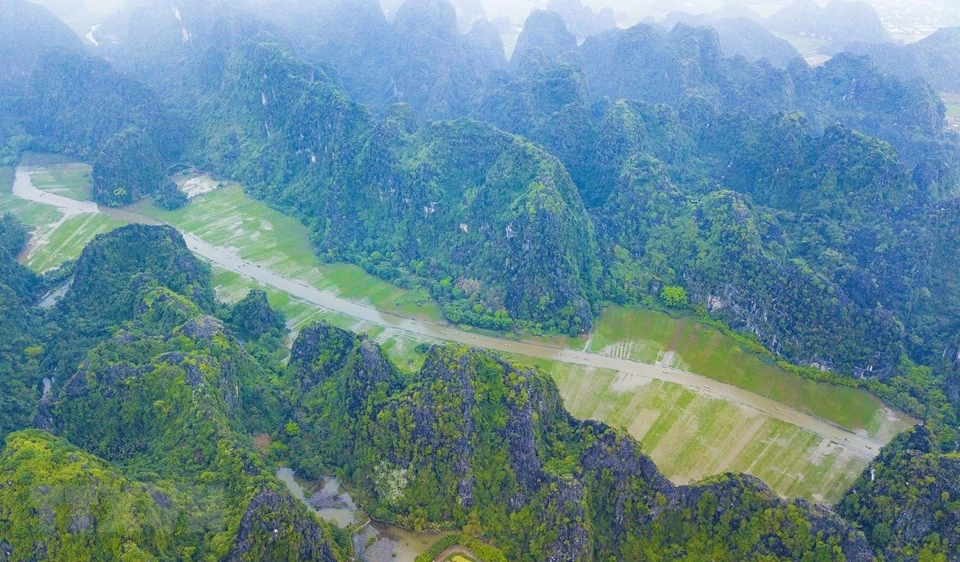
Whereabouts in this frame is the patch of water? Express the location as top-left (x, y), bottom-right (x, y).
top-left (276, 468), bottom-right (451, 561)
top-left (275, 468), bottom-right (357, 528)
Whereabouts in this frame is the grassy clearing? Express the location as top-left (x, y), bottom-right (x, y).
top-left (26, 162), bottom-right (93, 202)
top-left (586, 307), bottom-right (911, 437)
top-left (1, 161), bottom-right (127, 272)
top-left (528, 357), bottom-right (869, 503)
top-left (135, 185), bottom-right (445, 323)
top-left (26, 213), bottom-right (127, 272)
top-left (211, 267), bottom-right (433, 372)
top-left (941, 93), bottom-right (960, 118)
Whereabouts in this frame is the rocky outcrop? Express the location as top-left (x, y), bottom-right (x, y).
top-left (290, 322), bottom-right (366, 389)
top-left (838, 426), bottom-right (960, 561)
top-left (228, 488), bottom-right (338, 562)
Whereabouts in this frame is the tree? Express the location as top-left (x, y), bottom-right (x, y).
top-left (660, 286), bottom-right (688, 308)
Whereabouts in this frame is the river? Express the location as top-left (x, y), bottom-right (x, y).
top-left (11, 165), bottom-right (890, 459)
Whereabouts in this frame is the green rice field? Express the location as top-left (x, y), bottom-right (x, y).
top-left (538, 359), bottom-right (875, 503)
top-left (1, 162), bottom-right (127, 271)
top-left (584, 307), bottom-right (908, 438)
top-left (135, 184), bottom-right (445, 324)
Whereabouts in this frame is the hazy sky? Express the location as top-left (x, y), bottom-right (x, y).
top-left (30, 0), bottom-right (960, 41)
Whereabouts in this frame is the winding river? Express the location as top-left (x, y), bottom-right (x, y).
top-left (12, 165), bottom-right (893, 459)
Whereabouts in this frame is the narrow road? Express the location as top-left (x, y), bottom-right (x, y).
top-left (12, 166), bottom-right (891, 459)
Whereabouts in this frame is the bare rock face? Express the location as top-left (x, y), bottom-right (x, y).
top-left (228, 488), bottom-right (338, 562)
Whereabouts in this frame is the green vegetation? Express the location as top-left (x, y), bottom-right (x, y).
top-left (838, 427), bottom-right (960, 560)
top-left (543, 361), bottom-right (878, 502)
top-left (136, 184), bottom-right (445, 323)
top-left (586, 307), bottom-right (905, 434)
top-left (282, 321), bottom-right (876, 560)
top-left (659, 285), bottom-right (687, 308)
top-left (0, 430), bottom-right (173, 561)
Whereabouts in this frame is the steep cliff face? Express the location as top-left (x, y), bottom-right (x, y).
top-left (837, 427), bottom-right (960, 561)
top-left (290, 322), bottom-right (875, 561)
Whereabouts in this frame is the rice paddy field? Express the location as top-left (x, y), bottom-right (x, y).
top-left (526, 358), bottom-right (889, 502)
top-left (7, 159), bottom-right (917, 503)
top-left (134, 183), bottom-right (445, 325)
top-left (211, 263), bottom-right (911, 503)
top-left (1, 160), bottom-right (128, 272)
top-left (20, 153), bottom-right (93, 201)
top-left (584, 307), bottom-right (909, 439)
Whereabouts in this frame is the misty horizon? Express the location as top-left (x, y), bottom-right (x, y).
top-left (28, 0), bottom-right (960, 46)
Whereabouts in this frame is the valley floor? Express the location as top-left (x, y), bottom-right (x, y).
top-left (1, 159), bottom-right (917, 504)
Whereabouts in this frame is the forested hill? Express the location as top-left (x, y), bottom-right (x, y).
top-left (0, 222), bottom-right (909, 560)
top-left (847, 27), bottom-right (960, 94)
top-left (0, 223), bottom-right (349, 561)
top-left (1, 0), bottom-right (953, 419)
top-left (0, 0), bottom-right (185, 204)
